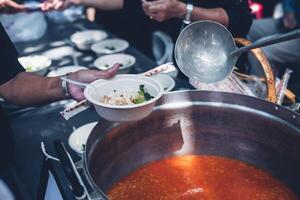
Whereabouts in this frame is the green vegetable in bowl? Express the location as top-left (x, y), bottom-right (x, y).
top-left (25, 66), bottom-right (33, 72)
top-left (132, 85), bottom-right (154, 104)
top-left (105, 46), bottom-right (116, 51)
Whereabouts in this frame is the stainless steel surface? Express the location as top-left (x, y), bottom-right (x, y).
top-left (83, 90), bottom-right (300, 198)
top-left (175, 20), bottom-right (300, 83)
top-left (175, 21), bottom-right (236, 83)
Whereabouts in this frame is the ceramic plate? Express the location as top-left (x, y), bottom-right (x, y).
top-left (91, 39), bottom-right (129, 55)
top-left (70, 30), bottom-right (107, 50)
top-left (47, 66), bottom-right (88, 77)
top-left (68, 122), bottom-right (98, 154)
top-left (18, 55), bottom-right (51, 75)
top-left (150, 74), bottom-right (175, 93)
top-left (94, 53), bottom-right (135, 72)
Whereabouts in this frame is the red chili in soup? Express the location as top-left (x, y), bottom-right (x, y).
top-left (108, 155), bottom-right (298, 200)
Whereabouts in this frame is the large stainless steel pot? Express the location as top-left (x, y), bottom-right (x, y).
top-left (83, 90), bottom-right (300, 198)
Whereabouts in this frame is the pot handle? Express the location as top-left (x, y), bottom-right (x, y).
top-left (54, 140), bottom-right (87, 199)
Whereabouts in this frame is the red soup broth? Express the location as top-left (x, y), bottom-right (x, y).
top-left (108, 155), bottom-right (298, 200)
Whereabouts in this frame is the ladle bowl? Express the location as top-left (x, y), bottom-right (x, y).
top-left (175, 20), bottom-right (300, 83)
top-left (175, 20), bottom-right (236, 83)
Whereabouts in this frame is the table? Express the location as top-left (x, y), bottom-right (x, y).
top-left (5, 18), bottom-right (193, 199)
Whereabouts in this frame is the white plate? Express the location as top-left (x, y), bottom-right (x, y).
top-left (70, 30), bottom-right (107, 50)
top-left (94, 53), bottom-right (135, 73)
top-left (68, 122), bottom-right (98, 154)
top-left (150, 74), bottom-right (175, 93)
top-left (47, 66), bottom-right (88, 77)
top-left (91, 39), bottom-right (129, 55)
top-left (18, 55), bottom-right (51, 75)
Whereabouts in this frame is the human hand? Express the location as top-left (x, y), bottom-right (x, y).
top-left (41, 0), bottom-right (80, 11)
top-left (141, 0), bottom-right (186, 22)
top-left (67, 64), bottom-right (119, 101)
top-left (0, 0), bottom-right (25, 13)
top-left (283, 13), bottom-right (297, 29)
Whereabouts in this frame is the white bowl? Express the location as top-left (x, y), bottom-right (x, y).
top-left (93, 53), bottom-right (136, 74)
top-left (70, 30), bottom-right (107, 50)
top-left (68, 122), bottom-right (97, 154)
top-left (18, 55), bottom-right (51, 75)
top-left (84, 74), bottom-right (164, 122)
top-left (47, 65), bottom-right (88, 77)
top-left (150, 74), bottom-right (175, 93)
top-left (91, 39), bottom-right (129, 56)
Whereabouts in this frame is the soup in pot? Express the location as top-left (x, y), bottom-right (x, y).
top-left (108, 155), bottom-right (298, 200)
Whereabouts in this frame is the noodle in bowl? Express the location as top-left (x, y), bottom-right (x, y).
top-left (84, 74), bottom-right (164, 122)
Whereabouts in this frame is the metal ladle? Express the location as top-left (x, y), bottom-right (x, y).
top-left (175, 20), bottom-right (300, 83)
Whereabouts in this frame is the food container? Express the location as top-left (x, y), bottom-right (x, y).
top-left (18, 55), bottom-right (51, 75)
top-left (56, 91), bottom-right (300, 199)
top-left (83, 74), bottom-right (164, 122)
top-left (70, 30), bottom-right (107, 51)
top-left (91, 39), bottom-right (129, 56)
top-left (93, 53), bottom-right (136, 74)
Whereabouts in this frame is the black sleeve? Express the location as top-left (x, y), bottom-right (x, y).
top-left (0, 23), bottom-right (25, 85)
top-left (222, 0), bottom-right (253, 37)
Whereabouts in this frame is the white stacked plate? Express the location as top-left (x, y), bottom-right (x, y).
top-left (18, 55), bottom-right (51, 75)
top-left (150, 74), bottom-right (175, 93)
top-left (70, 30), bottom-right (107, 50)
top-left (93, 53), bottom-right (136, 74)
top-left (47, 65), bottom-right (88, 77)
top-left (91, 38), bottom-right (129, 56)
top-left (68, 122), bottom-right (98, 154)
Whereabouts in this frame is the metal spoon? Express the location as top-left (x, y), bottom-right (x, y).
top-left (60, 62), bottom-right (175, 87)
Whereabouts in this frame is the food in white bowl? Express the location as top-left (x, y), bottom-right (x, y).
top-left (102, 84), bottom-right (154, 105)
top-left (68, 122), bottom-right (97, 155)
top-left (150, 74), bottom-right (175, 93)
top-left (93, 53), bottom-right (135, 74)
top-left (84, 74), bottom-right (164, 122)
top-left (47, 65), bottom-right (88, 77)
top-left (18, 55), bottom-right (51, 75)
top-left (70, 30), bottom-right (107, 50)
top-left (91, 38), bottom-right (129, 55)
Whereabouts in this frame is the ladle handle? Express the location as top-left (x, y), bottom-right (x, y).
top-left (231, 29), bottom-right (300, 56)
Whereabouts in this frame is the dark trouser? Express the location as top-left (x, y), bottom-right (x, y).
top-left (247, 18), bottom-right (300, 76)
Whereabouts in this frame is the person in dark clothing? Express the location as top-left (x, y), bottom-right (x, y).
top-left (43, 0), bottom-right (253, 58)
top-left (247, 0), bottom-right (300, 76)
top-left (0, 21), bottom-right (119, 196)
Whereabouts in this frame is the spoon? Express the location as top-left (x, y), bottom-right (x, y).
top-left (175, 20), bottom-right (300, 83)
top-left (60, 62), bottom-right (175, 88)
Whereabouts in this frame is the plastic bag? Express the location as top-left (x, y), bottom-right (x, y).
top-left (0, 12), bottom-right (47, 43)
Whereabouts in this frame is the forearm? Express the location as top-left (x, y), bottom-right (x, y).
top-left (0, 72), bottom-right (67, 106)
top-left (79, 0), bottom-right (123, 10)
top-left (191, 7), bottom-right (229, 27)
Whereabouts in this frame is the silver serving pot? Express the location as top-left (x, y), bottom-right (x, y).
top-left (83, 91), bottom-right (300, 198)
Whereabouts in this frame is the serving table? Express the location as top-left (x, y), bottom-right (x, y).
top-left (3, 18), bottom-right (192, 199)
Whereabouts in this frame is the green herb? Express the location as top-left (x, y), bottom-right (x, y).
top-left (105, 46), bottom-right (116, 51)
top-left (132, 84), bottom-right (154, 104)
top-left (26, 66), bottom-right (33, 72)
top-left (104, 64), bottom-right (110, 68)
